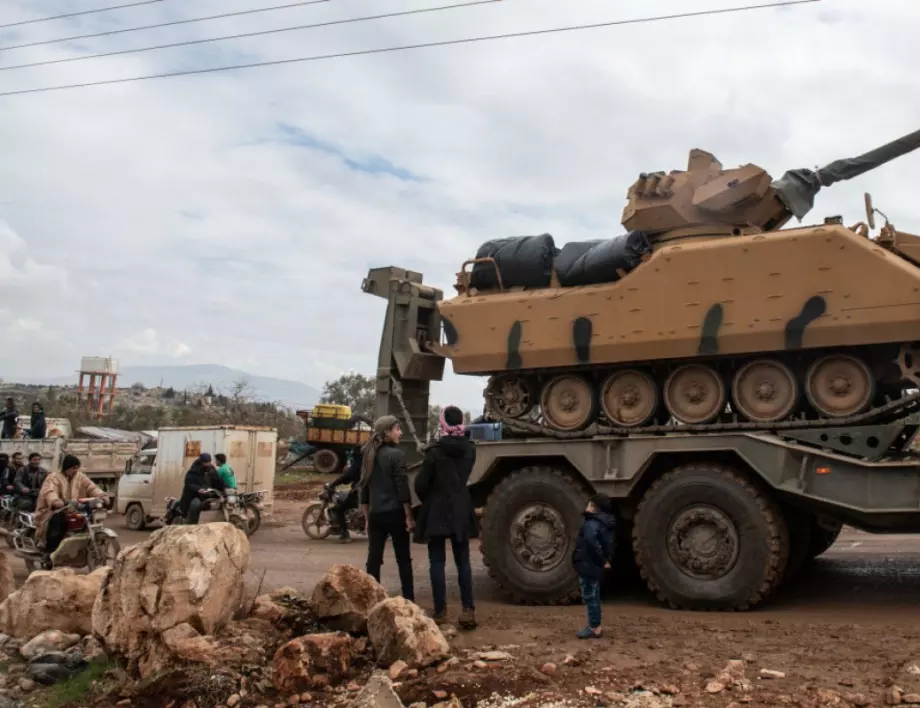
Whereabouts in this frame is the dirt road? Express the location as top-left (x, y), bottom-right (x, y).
top-left (93, 499), bottom-right (920, 707)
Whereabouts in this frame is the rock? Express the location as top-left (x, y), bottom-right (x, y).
top-left (474, 650), bottom-right (513, 662)
top-left (299, 695), bottom-right (313, 704)
top-left (903, 695), bottom-right (920, 705)
top-left (27, 651), bottom-right (87, 685)
top-left (17, 678), bottom-right (34, 692)
top-left (310, 565), bottom-right (388, 634)
top-left (272, 632), bottom-right (353, 693)
top-left (92, 523), bottom-right (250, 677)
top-left (889, 686), bottom-right (904, 705)
top-left (0, 553), bottom-right (13, 606)
top-left (20, 630), bottom-right (81, 659)
top-left (389, 660), bottom-right (409, 680)
top-left (348, 682), bottom-right (361, 691)
top-left (227, 696), bottom-right (241, 707)
top-left (436, 657), bottom-right (458, 674)
top-left (353, 672), bottom-right (405, 708)
top-left (80, 635), bottom-right (107, 662)
top-left (367, 597), bottom-right (450, 669)
top-left (845, 693), bottom-right (869, 707)
top-left (473, 660), bottom-right (488, 669)
top-left (760, 669), bottom-right (786, 680)
top-left (562, 654), bottom-right (579, 666)
top-left (0, 568), bottom-right (109, 639)
top-left (661, 685), bottom-right (680, 695)
top-left (166, 619), bottom-right (277, 669)
top-left (432, 691), bottom-right (448, 700)
top-left (251, 595), bottom-right (288, 624)
top-left (540, 662), bottom-right (557, 676)
top-left (408, 704), bottom-right (426, 708)
top-left (705, 681), bottom-right (727, 694)
top-left (585, 687), bottom-right (603, 696)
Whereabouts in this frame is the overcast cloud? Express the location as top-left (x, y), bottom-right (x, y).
top-left (0, 0), bottom-right (918, 411)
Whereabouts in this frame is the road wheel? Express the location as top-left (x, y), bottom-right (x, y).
top-left (633, 463), bottom-right (788, 611)
top-left (313, 449), bottom-right (341, 475)
top-left (302, 504), bottom-right (332, 540)
top-left (807, 519), bottom-right (842, 558)
top-left (124, 504), bottom-right (146, 531)
top-left (481, 466), bottom-right (590, 605)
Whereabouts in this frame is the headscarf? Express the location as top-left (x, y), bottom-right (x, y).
top-left (358, 415), bottom-right (399, 491)
top-left (439, 405), bottom-right (466, 437)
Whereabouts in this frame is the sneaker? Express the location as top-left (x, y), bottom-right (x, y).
top-left (576, 626), bottom-right (602, 639)
top-left (431, 609), bottom-right (448, 624)
top-left (458, 608), bottom-right (477, 630)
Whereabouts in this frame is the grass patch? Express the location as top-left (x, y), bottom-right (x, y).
top-left (45, 659), bottom-right (111, 708)
top-left (274, 468), bottom-right (313, 485)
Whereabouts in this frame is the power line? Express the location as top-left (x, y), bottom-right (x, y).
top-left (0, 0), bottom-right (821, 98)
top-left (0, 0), bottom-right (333, 51)
top-left (0, 0), bottom-right (502, 71)
top-left (0, 0), bottom-right (164, 30)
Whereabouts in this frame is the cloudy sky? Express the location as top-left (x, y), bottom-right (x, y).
top-left (0, 0), bottom-right (918, 411)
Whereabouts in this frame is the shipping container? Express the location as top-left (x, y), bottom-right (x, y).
top-left (116, 425), bottom-right (277, 528)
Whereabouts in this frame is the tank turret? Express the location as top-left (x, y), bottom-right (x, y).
top-left (621, 128), bottom-right (920, 241)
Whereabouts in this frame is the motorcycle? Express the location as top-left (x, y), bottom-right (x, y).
top-left (0, 495), bottom-right (20, 547)
top-left (162, 489), bottom-right (252, 535)
top-left (11, 497), bottom-right (120, 574)
top-left (301, 485), bottom-right (364, 540)
top-left (236, 490), bottom-right (267, 535)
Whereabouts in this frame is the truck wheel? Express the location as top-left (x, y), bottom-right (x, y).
top-left (633, 463), bottom-right (788, 611)
top-left (807, 520), bottom-right (842, 558)
top-left (481, 466), bottom-right (590, 605)
top-left (124, 504), bottom-right (146, 531)
top-left (313, 449), bottom-right (341, 475)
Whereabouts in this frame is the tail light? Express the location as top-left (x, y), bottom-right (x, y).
top-left (66, 513), bottom-right (86, 533)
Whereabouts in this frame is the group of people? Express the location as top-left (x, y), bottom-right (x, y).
top-left (169, 452), bottom-right (237, 525)
top-left (0, 398), bottom-right (47, 440)
top-left (328, 404), bottom-right (618, 639)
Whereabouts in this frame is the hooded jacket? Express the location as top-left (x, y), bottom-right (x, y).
top-left (30, 406), bottom-right (47, 440)
top-left (413, 434), bottom-right (477, 541)
top-left (572, 509), bottom-right (616, 582)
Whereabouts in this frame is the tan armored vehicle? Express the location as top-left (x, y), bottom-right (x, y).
top-left (434, 129), bottom-right (920, 433)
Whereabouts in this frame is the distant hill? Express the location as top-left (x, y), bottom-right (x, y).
top-left (30, 364), bottom-right (321, 411)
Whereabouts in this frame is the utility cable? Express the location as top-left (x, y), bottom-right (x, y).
top-left (0, 0), bottom-right (821, 98)
top-left (0, 0), bottom-right (502, 71)
top-left (0, 0), bottom-right (333, 51)
top-left (0, 0), bottom-right (164, 29)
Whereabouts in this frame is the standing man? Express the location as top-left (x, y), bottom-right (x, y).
top-left (0, 399), bottom-right (18, 439)
top-left (29, 403), bottom-right (47, 440)
top-left (14, 452), bottom-right (47, 511)
top-left (359, 416), bottom-right (415, 601)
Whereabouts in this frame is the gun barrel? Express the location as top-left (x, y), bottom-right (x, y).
top-left (816, 127), bottom-right (920, 186)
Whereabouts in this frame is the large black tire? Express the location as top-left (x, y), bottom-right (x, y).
top-left (633, 463), bottom-right (789, 611)
top-left (313, 449), bottom-right (342, 475)
top-left (481, 467), bottom-right (590, 605)
top-left (807, 520), bottom-right (842, 559)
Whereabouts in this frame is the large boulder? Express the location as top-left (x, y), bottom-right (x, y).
top-left (92, 522), bottom-right (250, 677)
top-left (272, 632), bottom-right (354, 693)
top-left (0, 552), bottom-right (13, 605)
top-left (310, 564), bottom-right (388, 634)
top-left (367, 597), bottom-right (450, 669)
top-left (353, 672), bottom-right (405, 708)
top-left (20, 630), bottom-right (80, 660)
top-left (162, 618), bottom-right (278, 668)
top-left (0, 567), bottom-right (109, 639)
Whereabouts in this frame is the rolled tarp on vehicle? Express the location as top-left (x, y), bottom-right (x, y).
top-left (469, 234), bottom-right (557, 290)
top-left (554, 231), bottom-right (652, 287)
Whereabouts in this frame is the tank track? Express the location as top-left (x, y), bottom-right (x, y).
top-left (490, 389), bottom-right (920, 440)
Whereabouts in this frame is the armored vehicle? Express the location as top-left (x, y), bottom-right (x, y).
top-left (433, 128), bottom-right (920, 435)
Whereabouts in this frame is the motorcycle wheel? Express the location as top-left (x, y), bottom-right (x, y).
top-left (228, 513), bottom-right (250, 535)
top-left (87, 537), bottom-right (121, 572)
top-left (243, 503), bottom-right (262, 535)
top-left (302, 504), bottom-right (332, 540)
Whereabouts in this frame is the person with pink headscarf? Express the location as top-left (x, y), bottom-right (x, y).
top-left (414, 405), bottom-right (478, 630)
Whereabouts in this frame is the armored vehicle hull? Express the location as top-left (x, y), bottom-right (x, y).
top-left (437, 223), bottom-right (920, 431)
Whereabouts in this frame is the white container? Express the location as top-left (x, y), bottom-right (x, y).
top-left (117, 425), bottom-right (277, 524)
top-left (80, 356), bottom-right (119, 374)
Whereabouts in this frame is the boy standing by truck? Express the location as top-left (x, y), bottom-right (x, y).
top-left (572, 493), bottom-right (616, 639)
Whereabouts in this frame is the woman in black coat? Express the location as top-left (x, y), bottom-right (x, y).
top-left (414, 405), bottom-right (477, 630)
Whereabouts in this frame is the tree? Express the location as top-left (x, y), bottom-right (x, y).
top-left (320, 373), bottom-right (376, 417)
top-left (205, 384), bottom-right (215, 398)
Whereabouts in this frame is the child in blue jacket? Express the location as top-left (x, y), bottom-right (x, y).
top-left (572, 493), bottom-right (616, 639)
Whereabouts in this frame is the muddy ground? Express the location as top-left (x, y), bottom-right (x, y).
top-left (12, 479), bottom-right (920, 707)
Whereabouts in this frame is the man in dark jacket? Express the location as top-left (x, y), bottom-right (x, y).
top-left (325, 447), bottom-right (360, 543)
top-left (414, 405), bottom-right (478, 629)
top-left (14, 453), bottom-right (49, 512)
top-left (0, 454), bottom-right (14, 494)
top-left (29, 403), bottom-right (47, 440)
top-left (360, 416), bottom-right (414, 601)
top-left (572, 493), bottom-right (615, 639)
top-left (179, 453), bottom-right (225, 525)
top-left (0, 399), bottom-right (18, 439)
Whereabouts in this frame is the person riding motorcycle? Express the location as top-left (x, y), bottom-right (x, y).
top-left (325, 447), bottom-right (360, 543)
top-left (178, 453), bottom-right (226, 525)
top-left (14, 452), bottom-right (48, 512)
top-left (35, 454), bottom-right (108, 567)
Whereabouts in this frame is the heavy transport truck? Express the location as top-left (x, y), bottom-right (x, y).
top-left (361, 126), bottom-right (920, 611)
